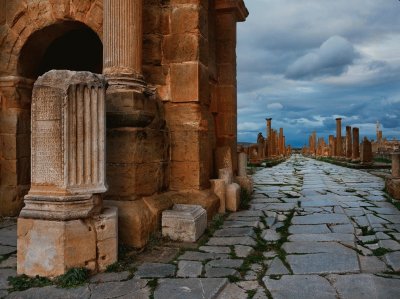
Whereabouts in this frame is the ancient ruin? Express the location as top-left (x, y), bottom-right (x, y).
top-left (17, 70), bottom-right (117, 277)
top-left (247, 118), bottom-right (290, 164)
top-left (0, 0), bottom-right (249, 249)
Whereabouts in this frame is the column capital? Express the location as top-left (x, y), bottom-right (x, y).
top-left (216, 0), bottom-right (249, 22)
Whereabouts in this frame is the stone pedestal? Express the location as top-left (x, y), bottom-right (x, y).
top-left (17, 71), bottom-right (117, 277)
top-left (360, 137), bottom-right (373, 164)
top-left (235, 176), bottom-right (253, 194)
top-left (226, 183), bottom-right (240, 212)
top-left (210, 179), bottom-right (226, 213)
top-left (162, 204), bottom-right (207, 242)
top-left (391, 153), bottom-right (400, 178)
top-left (352, 127), bottom-right (360, 162)
top-left (238, 152), bottom-right (247, 177)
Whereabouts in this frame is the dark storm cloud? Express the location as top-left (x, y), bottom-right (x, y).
top-left (237, 0), bottom-right (400, 146)
top-left (285, 36), bottom-right (359, 79)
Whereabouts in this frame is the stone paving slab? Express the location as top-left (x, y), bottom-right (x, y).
top-left (154, 278), bottom-right (227, 299)
top-left (263, 275), bottom-right (337, 299)
top-left (6, 285), bottom-right (91, 299)
top-left (292, 213), bottom-right (350, 225)
top-left (328, 274), bottom-right (400, 299)
top-left (90, 279), bottom-right (150, 299)
top-left (286, 252), bottom-right (360, 274)
top-left (135, 263), bottom-right (176, 278)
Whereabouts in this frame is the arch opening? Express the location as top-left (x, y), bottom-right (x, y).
top-left (18, 21), bottom-right (102, 79)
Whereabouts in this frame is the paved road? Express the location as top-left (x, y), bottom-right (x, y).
top-left (1, 155), bottom-right (400, 298)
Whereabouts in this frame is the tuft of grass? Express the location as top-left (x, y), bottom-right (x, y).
top-left (8, 275), bottom-right (52, 292)
top-left (361, 226), bottom-right (375, 236)
top-left (372, 248), bottom-right (391, 256)
top-left (240, 188), bottom-right (252, 210)
top-left (246, 289), bottom-right (257, 298)
top-left (55, 268), bottom-right (89, 288)
top-left (148, 278), bottom-right (158, 299)
top-left (227, 275), bottom-right (240, 283)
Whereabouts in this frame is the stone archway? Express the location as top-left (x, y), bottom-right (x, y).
top-left (0, 21), bottom-right (102, 216)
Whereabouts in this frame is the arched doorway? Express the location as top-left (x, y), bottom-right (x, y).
top-left (18, 21), bottom-right (102, 79)
top-left (0, 21), bottom-right (102, 216)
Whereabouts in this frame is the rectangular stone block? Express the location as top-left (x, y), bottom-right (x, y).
top-left (97, 237), bottom-right (118, 272)
top-left (162, 204), bottom-right (207, 242)
top-left (17, 218), bottom-right (97, 277)
top-left (226, 183), bottom-right (240, 212)
top-left (170, 62), bottom-right (209, 103)
top-left (107, 128), bottom-right (169, 164)
top-left (105, 199), bottom-right (156, 248)
top-left (170, 161), bottom-right (204, 190)
top-left (94, 206), bottom-right (118, 241)
top-left (106, 162), bottom-right (168, 200)
top-left (170, 4), bottom-right (207, 35)
top-left (170, 129), bottom-right (208, 162)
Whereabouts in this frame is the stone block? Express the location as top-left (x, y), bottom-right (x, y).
top-left (386, 177), bottom-right (400, 200)
top-left (226, 183), bottom-right (240, 212)
top-left (94, 206), bottom-right (118, 241)
top-left (107, 127), bottom-right (169, 164)
top-left (106, 162), bottom-right (168, 200)
top-left (164, 34), bottom-right (207, 64)
top-left (170, 160), bottom-right (208, 190)
top-left (210, 179), bottom-right (225, 213)
top-left (143, 34), bottom-right (162, 65)
top-left (97, 237), bottom-right (118, 272)
top-left (17, 218), bottom-right (97, 277)
top-left (105, 199), bottom-right (156, 248)
top-left (170, 4), bottom-right (207, 35)
top-left (162, 204), bottom-right (207, 242)
top-left (235, 176), bottom-right (253, 194)
top-left (170, 62), bottom-right (209, 103)
top-left (218, 168), bottom-right (233, 185)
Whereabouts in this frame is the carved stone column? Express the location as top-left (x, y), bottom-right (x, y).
top-left (336, 118), bottom-right (342, 157)
top-left (103, 0), bottom-right (144, 87)
top-left (266, 118), bottom-right (272, 157)
top-left (103, 0), bottom-right (155, 129)
top-left (18, 70), bottom-right (117, 277)
top-left (345, 126), bottom-right (352, 159)
top-left (352, 127), bottom-right (360, 161)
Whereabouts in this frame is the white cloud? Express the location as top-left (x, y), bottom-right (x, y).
top-left (267, 102), bottom-right (283, 110)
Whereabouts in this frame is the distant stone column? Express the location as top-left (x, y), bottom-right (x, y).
top-left (346, 126), bottom-right (352, 159)
top-left (328, 135), bottom-right (334, 157)
top-left (336, 118), bottom-right (342, 157)
top-left (266, 118), bottom-right (272, 157)
top-left (360, 137), bottom-right (373, 164)
top-left (312, 131), bottom-right (317, 156)
top-left (352, 127), bottom-right (360, 161)
top-left (392, 153), bottom-right (400, 178)
top-left (279, 128), bottom-right (284, 155)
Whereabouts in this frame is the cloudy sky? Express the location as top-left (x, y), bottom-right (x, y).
top-left (237, 0), bottom-right (400, 147)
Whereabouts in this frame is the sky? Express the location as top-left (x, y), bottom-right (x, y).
top-left (237, 0), bottom-right (400, 147)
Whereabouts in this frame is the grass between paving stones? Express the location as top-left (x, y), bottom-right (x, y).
top-left (246, 289), bottom-right (257, 298)
top-left (8, 268), bottom-right (90, 292)
top-left (360, 226), bottom-right (375, 236)
top-left (147, 278), bottom-right (158, 299)
top-left (372, 248), bottom-right (392, 256)
top-left (240, 188), bottom-right (252, 210)
top-left (0, 252), bottom-right (15, 264)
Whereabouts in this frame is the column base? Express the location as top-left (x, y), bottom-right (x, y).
top-left (17, 206), bottom-right (118, 277)
top-left (386, 176), bottom-right (400, 200)
top-left (20, 194), bottom-right (103, 221)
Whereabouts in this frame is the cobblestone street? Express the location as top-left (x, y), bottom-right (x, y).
top-left (1, 154), bottom-right (400, 298)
